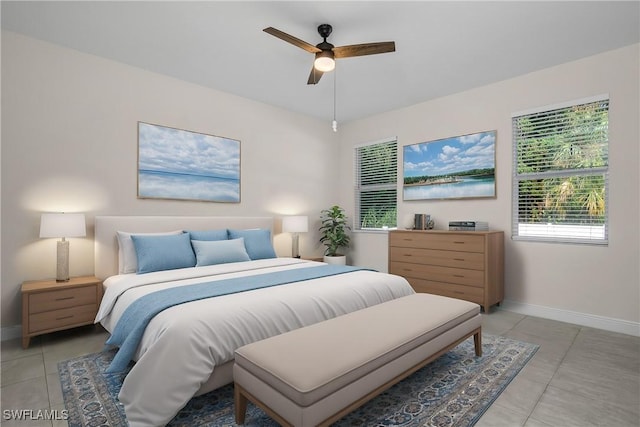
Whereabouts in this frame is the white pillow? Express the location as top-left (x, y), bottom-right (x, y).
top-left (116, 230), bottom-right (183, 274)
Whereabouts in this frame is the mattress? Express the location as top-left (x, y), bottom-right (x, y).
top-left (96, 257), bottom-right (415, 427)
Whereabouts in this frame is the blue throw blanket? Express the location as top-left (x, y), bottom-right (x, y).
top-left (105, 264), bottom-right (366, 372)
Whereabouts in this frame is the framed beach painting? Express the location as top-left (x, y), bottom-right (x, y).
top-left (403, 130), bottom-right (496, 201)
top-left (137, 122), bottom-right (240, 203)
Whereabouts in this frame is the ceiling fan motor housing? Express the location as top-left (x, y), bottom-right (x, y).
top-left (317, 24), bottom-right (333, 39)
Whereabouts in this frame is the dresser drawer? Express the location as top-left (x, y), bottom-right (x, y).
top-left (29, 285), bottom-right (98, 314)
top-left (389, 247), bottom-right (485, 270)
top-left (407, 278), bottom-right (484, 305)
top-left (390, 232), bottom-right (485, 253)
top-left (390, 261), bottom-right (485, 287)
top-left (28, 304), bottom-right (97, 333)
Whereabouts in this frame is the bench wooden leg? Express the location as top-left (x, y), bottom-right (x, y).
top-left (473, 330), bottom-right (482, 357)
top-left (234, 384), bottom-right (248, 425)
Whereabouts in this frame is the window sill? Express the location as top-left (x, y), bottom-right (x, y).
top-left (354, 227), bottom-right (398, 234)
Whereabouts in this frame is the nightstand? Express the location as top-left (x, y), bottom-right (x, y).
top-left (21, 276), bottom-right (103, 348)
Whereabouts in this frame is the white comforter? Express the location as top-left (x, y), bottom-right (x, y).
top-left (96, 258), bottom-right (414, 427)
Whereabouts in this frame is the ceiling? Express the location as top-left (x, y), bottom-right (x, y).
top-left (2, 1), bottom-right (639, 125)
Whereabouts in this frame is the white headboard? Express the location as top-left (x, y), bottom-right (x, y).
top-left (94, 216), bottom-right (274, 279)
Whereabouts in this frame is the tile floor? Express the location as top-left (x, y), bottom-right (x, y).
top-left (1, 310), bottom-right (639, 426)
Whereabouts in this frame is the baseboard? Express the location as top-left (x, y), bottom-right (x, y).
top-left (500, 299), bottom-right (640, 337)
top-left (1, 325), bottom-right (22, 341)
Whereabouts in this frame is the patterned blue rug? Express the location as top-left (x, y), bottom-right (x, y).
top-left (58, 334), bottom-right (537, 427)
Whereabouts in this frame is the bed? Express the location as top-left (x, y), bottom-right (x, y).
top-left (94, 216), bottom-right (415, 427)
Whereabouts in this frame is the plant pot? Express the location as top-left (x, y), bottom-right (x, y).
top-left (323, 255), bottom-right (346, 265)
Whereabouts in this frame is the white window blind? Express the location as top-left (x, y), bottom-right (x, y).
top-left (512, 96), bottom-right (609, 244)
top-left (354, 138), bottom-right (398, 230)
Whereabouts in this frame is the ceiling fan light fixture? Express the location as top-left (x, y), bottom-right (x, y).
top-left (314, 51), bottom-right (335, 72)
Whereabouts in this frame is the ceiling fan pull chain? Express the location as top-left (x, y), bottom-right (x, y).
top-left (332, 65), bottom-right (338, 132)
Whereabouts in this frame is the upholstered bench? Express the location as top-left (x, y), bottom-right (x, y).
top-left (233, 293), bottom-right (482, 427)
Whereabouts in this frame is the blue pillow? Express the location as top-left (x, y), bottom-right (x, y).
top-left (228, 229), bottom-right (277, 260)
top-left (131, 233), bottom-right (196, 274)
top-left (188, 229), bottom-right (229, 241)
top-left (191, 238), bottom-right (251, 266)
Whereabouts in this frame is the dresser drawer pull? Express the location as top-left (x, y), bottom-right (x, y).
top-left (453, 258), bottom-right (465, 261)
top-left (55, 296), bottom-right (75, 301)
top-left (453, 274), bottom-right (465, 278)
top-left (403, 254), bottom-right (412, 257)
top-left (403, 268), bottom-right (413, 272)
top-left (55, 315), bottom-right (74, 321)
top-left (453, 241), bottom-right (465, 244)
top-left (453, 290), bottom-right (465, 295)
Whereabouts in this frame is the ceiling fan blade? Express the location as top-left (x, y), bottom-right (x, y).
top-left (263, 27), bottom-right (322, 54)
top-left (307, 66), bottom-right (324, 85)
top-left (333, 41), bottom-right (396, 59)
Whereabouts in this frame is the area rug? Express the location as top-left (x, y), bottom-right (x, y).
top-left (58, 334), bottom-right (537, 427)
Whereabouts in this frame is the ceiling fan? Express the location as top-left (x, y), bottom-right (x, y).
top-left (263, 24), bottom-right (395, 85)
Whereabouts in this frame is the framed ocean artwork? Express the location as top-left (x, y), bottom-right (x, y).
top-left (403, 130), bottom-right (496, 201)
top-left (137, 122), bottom-right (240, 203)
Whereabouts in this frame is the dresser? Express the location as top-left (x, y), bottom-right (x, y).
top-left (389, 230), bottom-right (504, 312)
top-left (21, 276), bottom-right (102, 348)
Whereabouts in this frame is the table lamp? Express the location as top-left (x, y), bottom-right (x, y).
top-left (282, 215), bottom-right (308, 258)
top-left (40, 213), bottom-right (86, 281)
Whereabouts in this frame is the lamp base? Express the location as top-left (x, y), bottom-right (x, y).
top-left (291, 234), bottom-right (300, 258)
top-left (56, 239), bottom-right (70, 282)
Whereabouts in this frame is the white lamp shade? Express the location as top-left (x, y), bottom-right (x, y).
top-left (40, 213), bottom-right (86, 238)
top-left (282, 216), bottom-right (308, 233)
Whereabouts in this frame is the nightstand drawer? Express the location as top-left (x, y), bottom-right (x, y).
top-left (29, 286), bottom-right (97, 314)
top-left (28, 303), bottom-right (97, 333)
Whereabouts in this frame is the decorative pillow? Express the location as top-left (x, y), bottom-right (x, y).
top-left (191, 238), bottom-right (251, 267)
top-left (116, 230), bottom-right (183, 274)
top-left (130, 233), bottom-right (196, 274)
top-left (228, 228), bottom-right (277, 260)
top-left (188, 229), bottom-right (229, 241)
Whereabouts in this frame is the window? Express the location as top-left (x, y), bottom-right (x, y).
top-left (354, 138), bottom-right (398, 230)
top-left (512, 96), bottom-right (609, 244)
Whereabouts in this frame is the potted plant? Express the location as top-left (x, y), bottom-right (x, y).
top-left (319, 205), bottom-right (351, 265)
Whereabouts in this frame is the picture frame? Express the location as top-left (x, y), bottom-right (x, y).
top-left (137, 122), bottom-right (241, 203)
top-left (403, 130), bottom-right (496, 201)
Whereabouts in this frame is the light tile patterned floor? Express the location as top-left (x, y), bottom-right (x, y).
top-left (1, 310), bottom-right (639, 426)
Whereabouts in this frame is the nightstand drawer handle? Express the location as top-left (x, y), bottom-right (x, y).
top-left (55, 296), bottom-right (75, 301)
top-left (56, 315), bottom-right (74, 321)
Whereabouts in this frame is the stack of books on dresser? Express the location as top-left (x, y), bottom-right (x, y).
top-left (448, 221), bottom-right (489, 231)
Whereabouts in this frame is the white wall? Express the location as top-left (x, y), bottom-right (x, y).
top-left (1, 31), bottom-right (337, 328)
top-left (336, 44), bottom-right (640, 333)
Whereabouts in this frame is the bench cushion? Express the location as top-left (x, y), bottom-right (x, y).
top-left (234, 293), bottom-right (479, 407)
